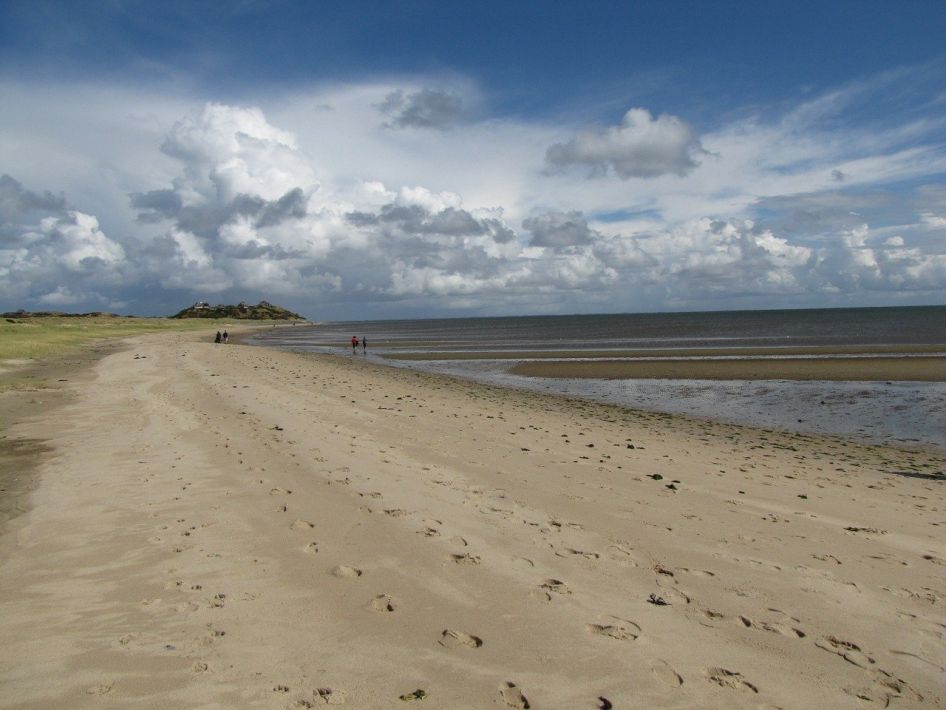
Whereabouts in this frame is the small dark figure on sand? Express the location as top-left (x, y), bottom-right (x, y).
top-left (362, 337), bottom-right (367, 354)
top-left (223, 330), bottom-right (229, 344)
top-left (351, 335), bottom-right (359, 353)
top-left (214, 331), bottom-right (222, 344)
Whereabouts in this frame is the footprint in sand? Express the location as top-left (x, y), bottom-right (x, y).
top-left (447, 553), bottom-right (481, 565)
top-left (705, 667), bottom-right (758, 693)
top-left (535, 579), bottom-right (570, 601)
top-left (370, 594), bottom-right (396, 612)
top-left (586, 619), bottom-right (641, 641)
top-left (557, 548), bottom-right (600, 560)
top-left (738, 616), bottom-right (806, 638)
top-left (330, 565), bottom-right (363, 578)
top-left (291, 520), bottom-right (315, 531)
top-left (499, 681), bottom-right (530, 708)
top-left (312, 687), bottom-right (347, 705)
top-left (815, 635), bottom-right (874, 668)
top-left (871, 668), bottom-right (925, 705)
top-left (439, 629), bottom-right (483, 649)
top-left (269, 487), bottom-right (292, 495)
top-left (199, 624), bottom-right (226, 647)
top-left (678, 568), bottom-right (716, 578)
top-left (302, 542), bottom-right (319, 554)
top-left (650, 659), bottom-right (683, 687)
top-left (605, 544), bottom-right (640, 566)
top-left (86, 682), bottom-right (114, 696)
top-left (654, 587), bottom-right (691, 605)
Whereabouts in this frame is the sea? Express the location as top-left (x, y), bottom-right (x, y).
top-left (248, 306), bottom-right (946, 452)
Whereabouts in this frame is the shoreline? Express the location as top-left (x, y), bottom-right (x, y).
top-left (1, 332), bottom-right (944, 707)
top-left (373, 343), bottom-right (946, 382)
top-left (248, 329), bottom-right (946, 451)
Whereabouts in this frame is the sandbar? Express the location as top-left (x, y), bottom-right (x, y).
top-left (510, 355), bottom-right (946, 381)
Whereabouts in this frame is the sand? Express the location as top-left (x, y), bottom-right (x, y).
top-left (379, 344), bottom-right (946, 382)
top-left (509, 355), bottom-right (946, 381)
top-left (1, 331), bottom-right (944, 708)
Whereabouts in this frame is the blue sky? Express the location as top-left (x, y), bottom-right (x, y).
top-left (2, 1), bottom-right (946, 318)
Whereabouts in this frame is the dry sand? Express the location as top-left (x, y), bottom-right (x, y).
top-left (1, 332), bottom-right (944, 708)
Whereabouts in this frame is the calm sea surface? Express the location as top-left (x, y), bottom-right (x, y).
top-left (249, 306), bottom-right (946, 451)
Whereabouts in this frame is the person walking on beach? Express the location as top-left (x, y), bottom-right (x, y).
top-left (362, 337), bottom-right (367, 354)
top-left (214, 331), bottom-right (222, 344)
top-left (223, 330), bottom-right (229, 344)
top-left (351, 335), bottom-right (359, 354)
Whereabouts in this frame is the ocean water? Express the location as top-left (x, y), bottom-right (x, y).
top-left (249, 306), bottom-right (946, 451)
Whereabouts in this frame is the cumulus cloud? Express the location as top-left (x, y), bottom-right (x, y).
top-left (2, 69), bottom-right (946, 316)
top-left (0, 174), bottom-right (66, 223)
top-left (545, 108), bottom-right (704, 179)
top-left (378, 89), bottom-right (465, 129)
top-left (522, 211), bottom-right (596, 248)
top-left (0, 195), bottom-right (129, 306)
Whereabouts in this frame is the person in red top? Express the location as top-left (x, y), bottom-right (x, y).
top-left (351, 336), bottom-right (359, 354)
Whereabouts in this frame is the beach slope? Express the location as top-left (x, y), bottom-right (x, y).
top-left (1, 333), bottom-right (944, 708)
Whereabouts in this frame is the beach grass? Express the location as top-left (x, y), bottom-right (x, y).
top-left (0, 316), bottom-right (257, 390)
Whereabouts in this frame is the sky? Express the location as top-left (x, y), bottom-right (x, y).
top-left (2, 1), bottom-right (946, 319)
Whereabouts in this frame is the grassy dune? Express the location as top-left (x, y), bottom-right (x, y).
top-left (0, 316), bottom-right (258, 390)
top-left (0, 317), bottom-right (213, 361)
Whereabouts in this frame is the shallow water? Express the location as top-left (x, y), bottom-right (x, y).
top-left (250, 307), bottom-right (946, 452)
top-left (384, 358), bottom-right (946, 452)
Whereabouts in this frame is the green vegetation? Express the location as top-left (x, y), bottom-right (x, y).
top-left (171, 300), bottom-right (304, 320)
top-left (1, 315), bottom-right (222, 364)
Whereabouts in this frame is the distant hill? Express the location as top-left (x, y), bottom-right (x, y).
top-left (170, 301), bottom-right (305, 320)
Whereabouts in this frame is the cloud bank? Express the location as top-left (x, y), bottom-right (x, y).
top-left (1, 70), bottom-right (945, 318)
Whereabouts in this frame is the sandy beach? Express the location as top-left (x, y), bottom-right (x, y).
top-left (1, 331), bottom-right (945, 708)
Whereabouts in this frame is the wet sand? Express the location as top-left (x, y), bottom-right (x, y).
top-left (509, 355), bottom-right (946, 381)
top-left (382, 344), bottom-right (946, 382)
top-left (1, 332), bottom-right (944, 708)
top-left (0, 342), bottom-right (118, 529)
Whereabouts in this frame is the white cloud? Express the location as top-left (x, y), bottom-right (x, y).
top-left (545, 108), bottom-right (704, 179)
top-left (1, 68), bottom-right (945, 316)
top-left (0, 207), bottom-right (130, 305)
top-left (160, 103), bottom-right (316, 204)
top-left (522, 211), bottom-right (596, 248)
top-left (38, 285), bottom-right (82, 306)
